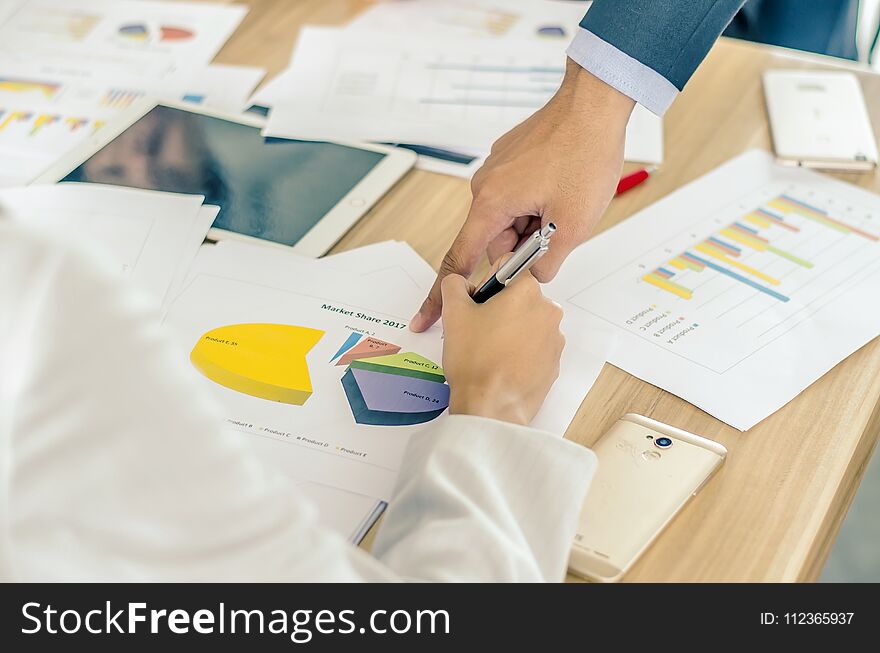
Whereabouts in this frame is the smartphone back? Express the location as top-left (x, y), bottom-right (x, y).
top-left (763, 69), bottom-right (878, 170)
top-left (569, 414), bottom-right (726, 582)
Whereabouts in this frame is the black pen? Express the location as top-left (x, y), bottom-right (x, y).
top-left (472, 223), bottom-right (556, 304)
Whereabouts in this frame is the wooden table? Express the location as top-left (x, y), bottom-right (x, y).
top-left (211, 0), bottom-right (880, 581)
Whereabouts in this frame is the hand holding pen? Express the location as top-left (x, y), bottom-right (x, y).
top-left (472, 223), bottom-right (557, 303)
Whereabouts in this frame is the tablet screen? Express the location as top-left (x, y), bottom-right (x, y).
top-left (62, 105), bottom-right (385, 246)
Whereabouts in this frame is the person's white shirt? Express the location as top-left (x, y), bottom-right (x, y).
top-left (0, 221), bottom-right (596, 582)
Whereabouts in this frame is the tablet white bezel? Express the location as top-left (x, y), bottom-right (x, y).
top-left (34, 98), bottom-right (416, 256)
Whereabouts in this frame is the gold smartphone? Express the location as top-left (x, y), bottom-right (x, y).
top-left (569, 414), bottom-right (727, 582)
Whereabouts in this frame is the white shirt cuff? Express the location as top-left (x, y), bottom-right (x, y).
top-left (566, 28), bottom-right (678, 116)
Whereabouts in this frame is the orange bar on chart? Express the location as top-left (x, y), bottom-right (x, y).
top-left (694, 242), bottom-right (781, 285)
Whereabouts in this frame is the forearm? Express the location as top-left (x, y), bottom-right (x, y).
top-left (571, 0), bottom-right (746, 114)
top-left (3, 226), bottom-right (595, 582)
top-left (372, 415), bottom-right (597, 582)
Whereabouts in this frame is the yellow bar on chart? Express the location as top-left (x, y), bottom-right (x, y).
top-left (668, 259), bottom-right (687, 270)
top-left (767, 198), bottom-right (850, 234)
top-left (694, 243), bottom-right (781, 285)
top-left (642, 273), bottom-right (693, 299)
top-left (0, 111), bottom-right (28, 131)
top-left (744, 213), bottom-right (771, 229)
top-left (720, 228), bottom-right (767, 251)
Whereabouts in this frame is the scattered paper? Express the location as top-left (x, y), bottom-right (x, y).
top-left (323, 240), bottom-right (437, 292)
top-left (163, 256), bottom-right (446, 499)
top-left (296, 481), bottom-right (385, 543)
top-left (547, 150), bottom-right (880, 430)
top-left (168, 64), bottom-right (266, 114)
top-left (0, 183), bottom-right (210, 306)
top-left (0, 1), bottom-right (249, 185)
top-left (348, 0), bottom-right (591, 41)
top-left (0, 0), bottom-right (247, 81)
top-left (263, 27), bottom-right (662, 163)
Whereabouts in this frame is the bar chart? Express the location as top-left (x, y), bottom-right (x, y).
top-left (568, 181), bottom-right (880, 373)
top-left (638, 192), bottom-right (873, 305)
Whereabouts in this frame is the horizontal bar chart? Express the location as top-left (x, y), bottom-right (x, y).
top-left (637, 192), bottom-right (876, 303)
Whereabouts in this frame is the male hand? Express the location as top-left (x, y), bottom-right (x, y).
top-left (440, 270), bottom-right (564, 426)
top-left (410, 59), bottom-right (635, 332)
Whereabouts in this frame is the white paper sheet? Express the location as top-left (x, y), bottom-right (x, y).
top-left (168, 64), bottom-right (266, 114)
top-left (0, 63), bottom-right (260, 186)
top-left (263, 27), bottom-right (663, 164)
top-left (164, 204), bottom-right (219, 306)
top-left (0, 0), bottom-right (246, 81)
top-left (295, 481), bottom-right (385, 543)
top-left (165, 237), bottom-right (607, 504)
top-left (323, 240), bottom-right (437, 291)
top-left (547, 150), bottom-right (880, 430)
top-left (325, 239), bottom-right (611, 433)
top-left (164, 273), bottom-right (445, 500)
top-left (0, 183), bottom-right (209, 305)
top-left (0, 1), bottom-right (249, 185)
top-left (0, 72), bottom-right (121, 186)
top-left (176, 240), bottom-right (434, 314)
top-left (168, 239), bottom-right (441, 539)
top-left (0, 0), bottom-right (25, 27)
top-left (348, 0), bottom-right (591, 41)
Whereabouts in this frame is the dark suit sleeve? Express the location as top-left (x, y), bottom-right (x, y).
top-left (580, 0), bottom-right (747, 91)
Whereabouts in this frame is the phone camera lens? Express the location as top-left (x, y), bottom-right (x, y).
top-left (654, 437), bottom-right (673, 449)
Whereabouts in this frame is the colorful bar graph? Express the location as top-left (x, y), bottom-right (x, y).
top-left (680, 253), bottom-right (706, 270)
top-left (706, 236), bottom-right (741, 256)
top-left (769, 194), bottom-right (879, 241)
top-left (744, 212), bottom-right (771, 229)
top-left (753, 208), bottom-right (800, 232)
top-left (642, 272), bottom-right (693, 299)
top-left (685, 252), bottom-right (790, 302)
top-left (101, 89), bottom-right (143, 109)
top-left (719, 227), bottom-right (813, 268)
top-left (729, 223), bottom-right (768, 242)
top-left (694, 242), bottom-right (781, 285)
top-left (0, 77), bottom-right (61, 98)
top-left (732, 222), bottom-right (759, 235)
top-left (65, 117), bottom-right (89, 132)
top-left (0, 111), bottom-right (32, 131)
top-left (30, 113), bottom-right (59, 136)
top-left (655, 267), bottom-right (675, 278)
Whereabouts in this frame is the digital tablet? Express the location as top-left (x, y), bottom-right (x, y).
top-left (36, 100), bottom-right (415, 255)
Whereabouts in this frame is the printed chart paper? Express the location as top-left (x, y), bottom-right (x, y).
top-left (347, 0), bottom-right (591, 41)
top-left (263, 27), bottom-right (662, 164)
top-left (164, 274), bottom-right (447, 500)
top-left (547, 150), bottom-right (880, 430)
top-left (0, 0), bottom-right (246, 81)
top-left (0, 183), bottom-right (207, 305)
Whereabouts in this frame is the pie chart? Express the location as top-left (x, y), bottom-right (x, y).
top-left (160, 26), bottom-right (194, 41)
top-left (191, 323), bottom-right (324, 405)
top-left (340, 351), bottom-right (449, 426)
top-left (331, 332), bottom-right (401, 366)
top-left (117, 24), bottom-right (195, 43)
top-left (118, 23), bottom-right (149, 42)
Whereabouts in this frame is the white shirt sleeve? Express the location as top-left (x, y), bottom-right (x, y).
top-left (566, 28), bottom-right (679, 116)
top-left (0, 223), bottom-right (597, 582)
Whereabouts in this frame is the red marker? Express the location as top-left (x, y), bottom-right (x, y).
top-left (616, 166), bottom-right (657, 195)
